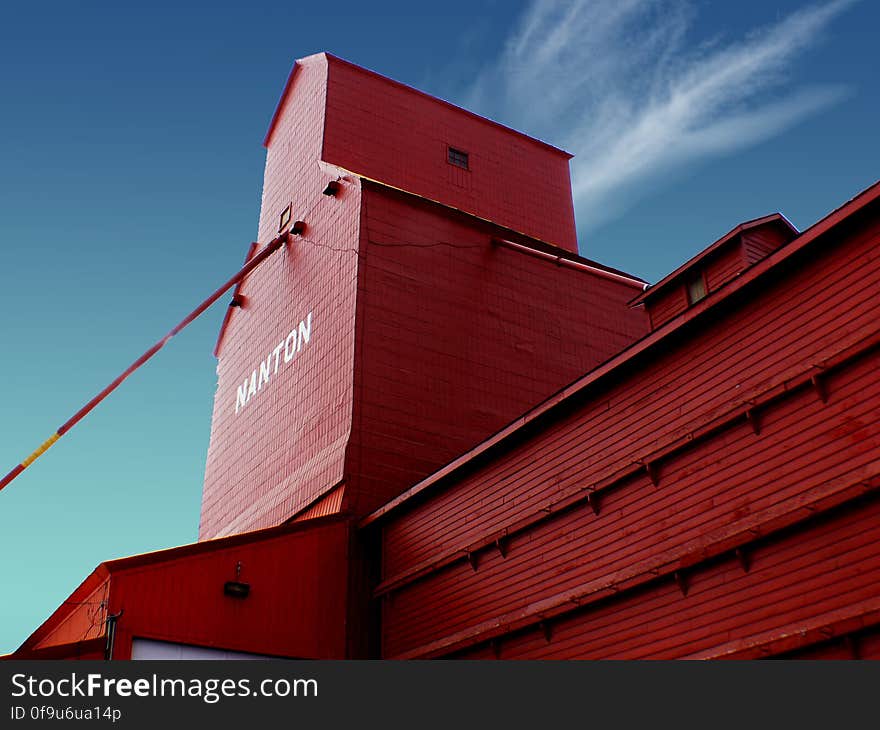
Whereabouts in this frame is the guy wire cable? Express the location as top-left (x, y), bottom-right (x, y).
top-left (0, 230), bottom-right (292, 493)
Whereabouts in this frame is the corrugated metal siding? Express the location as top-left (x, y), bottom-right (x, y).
top-left (377, 208), bottom-right (880, 658)
top-left (344, 185), bottom-right (648, 516)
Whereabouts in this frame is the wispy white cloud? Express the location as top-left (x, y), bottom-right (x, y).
top-left (463, 0), bottom-right (855, 231)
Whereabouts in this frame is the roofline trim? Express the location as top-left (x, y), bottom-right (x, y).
top-left (495, 238), bottom-right (648, 290)
top-left (16, 564), bottom-right (111, 652)
top-left (356, 173), bottom-right (638, 278)
top-left (5, 637), bottom-right (106, 661)
top-left (360, 178), bottom-right (880, 528)
top-left (262, 61), bottom-right (301, 148)
top-left (103, 513), bottom-right (350, 572)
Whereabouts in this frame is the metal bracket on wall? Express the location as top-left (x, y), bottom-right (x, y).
top-left (490, 638), bottom-right (502, 659)
top-left (811, 373), bottom-right (829, 403)
top-left (539, 620), bottom-right (552, 644)
top-left (103, 610), bottom-right (124, 661)
top-left (745, 408), bottom-right (761, 435)
top-left (674, 570), bottom-right (688, 597)
top-left (466, 551), bottom-right (478, 572)
top-left (735, 547), bottom-right (750, 573)
top-left (586, 489), bottom-right (601, 516)
top-left (845, 635), bottom-right (861, 660)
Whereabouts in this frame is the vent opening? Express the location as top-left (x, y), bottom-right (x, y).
top-left (447, 146), bottom-right (469, 170)
top-left (687, 273), bottom-right (707, 305)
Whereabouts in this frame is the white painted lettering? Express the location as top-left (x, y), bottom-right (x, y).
top-left (233, 312), bottom-right (315, 414)
top-left (235, 380), bottom-right (249, 414)
top-left (297, 312), bottom-right (312, 351)
top-left (258, 357), bottom-right (271, 390)
top-left (284, 330), bottom-right (297, 363)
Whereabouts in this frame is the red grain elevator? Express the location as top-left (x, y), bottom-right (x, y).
top-left (200, 52), bottom-right (649, 539)
top-left (10, 53), bottom-right (874, 662)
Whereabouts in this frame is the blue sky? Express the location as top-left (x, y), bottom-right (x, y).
top-left (0, 0), bottom-right (876, 653)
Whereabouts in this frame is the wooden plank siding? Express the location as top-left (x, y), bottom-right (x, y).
top-left (14, 517), bottom-right (353, 660)
top-left (447, 495), bottom-right (880, 659)
top-left (644, 219), bottom-right (794, 330)
top-left (742, 226), bottom-right (791, 266)
top-left (373, 202), bottom-right (880, 659)
top-left (703, 243), bottom-right (745, 292)
top-left (646, 284), bottom-right (689, 330)
top-left (343, 183), bottom-right (647, 517)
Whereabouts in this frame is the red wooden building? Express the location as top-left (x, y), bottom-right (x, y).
top-left (7, 53), bottom-right (880, 660)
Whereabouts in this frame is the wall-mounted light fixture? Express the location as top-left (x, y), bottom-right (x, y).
top-left (323, 180), bottom-right (341, 197)
top-left (291, 220), bottom-right (306, 235)
top-left (223, 561), bottom-right (250, 599)
top-left (223, 581), bottom-right (250, 599)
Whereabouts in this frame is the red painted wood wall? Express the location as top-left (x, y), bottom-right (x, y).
top-left (322, 55), bottom-right (579, 252)
top-left (200, 54), bottom-right (362, 539)
top-left (201, 52), bottom-right (648, 537)
top-left (372, 199), bottom-right (880, 659)
top-left (644, 218), bottom-right (794, 330)
top-left (344, 182), bottom-right (647, 516)
top-left (15, 55), bottom-right (876, 662)
top-left (15, 518), bottom-right (352, 660)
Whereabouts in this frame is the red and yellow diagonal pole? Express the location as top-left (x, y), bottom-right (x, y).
top-left (0, 232), bottom-right (290, 493)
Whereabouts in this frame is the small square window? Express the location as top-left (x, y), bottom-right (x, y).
top-left (686, 273), bottom-right (707, 305)
top-left (278, 203), bottom-right (292, 233)
top-left (447, 146), bottom-right (469, 170)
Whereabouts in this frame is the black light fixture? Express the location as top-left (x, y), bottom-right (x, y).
top-left (229, 296), bottom-right (244, 308)
top-left (323, 180), bottom-right (341, 196)
top-left (223, 561), bottom-right (250, 599)
top-left (223, 581), bottom-right (250, 598)
top-left (291, 220), bottom-right (306, 235)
